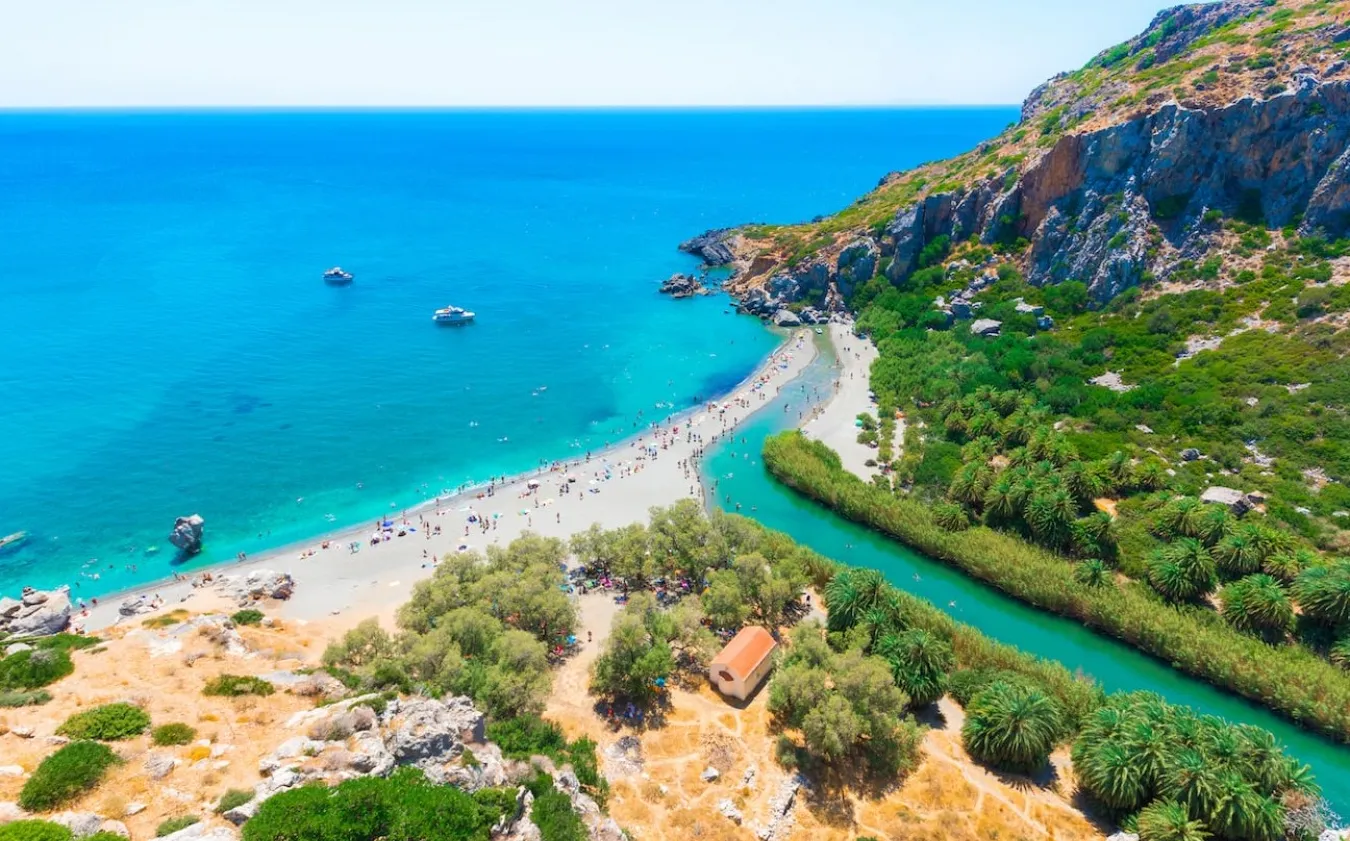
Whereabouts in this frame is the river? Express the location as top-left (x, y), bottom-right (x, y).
top-left (702, 334), bottom-right (1350, 815)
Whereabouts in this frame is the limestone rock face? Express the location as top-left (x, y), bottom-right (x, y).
top-left (50, 812), bottom-right (103, 839)
top-left (679, 229), bottom-right (738, 266)
top-left (168, 514), bottom-right (205, 555)
top-left (772, 309), bottom-right (802, 327)
top-left (835, 238), bottom-right (878, 297)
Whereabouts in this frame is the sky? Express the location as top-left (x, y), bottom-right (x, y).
top-left (0, 0), bottom-right (1184, 107)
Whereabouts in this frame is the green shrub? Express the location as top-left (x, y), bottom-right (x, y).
top-left (215, 789), bottom-right (255, 814)
top-left (151, 722), bottom-right (197, 747)
top-left (0, 689), bottom-right (52, 708)
top-left (0, 649), bottom-right (73, 691)
top-left (202, 675), bottom-right (274, 697)
top-left (527, 776), bottom-right (587, 841)
top-left (486, 715), bottom-right (568, 759)
top-left (0, 821), bottom-right (73, 841)
top-left (241, 767), bottom-right (502, 841)
top-left (19, 741), bottom-right (121, 811)
top-left (155, 816), bottom-right (198, 837)
top-left (56, 702), bottom-right (150, 741)
top-left (230, 609), bottom-right (264, 626)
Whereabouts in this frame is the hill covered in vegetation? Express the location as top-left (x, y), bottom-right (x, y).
top-left (684, 0), bottom-right (1350, 737)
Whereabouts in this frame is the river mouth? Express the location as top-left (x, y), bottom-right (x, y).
top-left (699, 332), bottom-right (1350, 816)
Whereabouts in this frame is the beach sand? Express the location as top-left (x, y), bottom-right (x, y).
top-left (81, 331), bottom-right (819, 633)
top-left (800, 321), bottom-right (891, 479)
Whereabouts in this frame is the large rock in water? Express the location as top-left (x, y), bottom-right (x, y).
top-left (657, 273), bottom-right (704, 298)
top-left (168, 514), bottom-right (205, 555)
top-left (679, 229), bottom-right (737, 266)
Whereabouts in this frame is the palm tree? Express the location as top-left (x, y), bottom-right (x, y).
top-left (1063, 461), bottom-right (1107, 506)
top-left (1158, 498), bottom-right (1206, 540)
top-left (876, 628), bottom-right (954, 707)
top-left (961, 436), bottom-right (997, 464)
top-left (1103, 451), bottom-right (1134, 493)
top-left (1212, 532), bottom-right (1265, 578)
top-left (1074, 559), bottom-right (1112, 588)
top-left (1164, 748), bottom-right (1220, 819)
top-left (1007, 446), bottom-right (1035, 469)
top-left (1074, 739), bottom-right (1149, 812)
top-left (932, 501), bottom-right (971, 532)
top-left (1220, 575), bottom-right (1294, 641)
top-left (1147, 539), bottom-right (1217, 603)
top-left (1193, 505), bottom-right (1235, 547)
top-left (823, 568), bottom-right (887, 633)
top-left (1331, 635), bottom-right (1350, 670)
top-left (1027, 487), bottom-right (1077, 547)
top-left (1132, 458), bottom-right (1169, 492)
top-left (961, 681), bottom-right (1062, 772)
top-left (983, 477), bottom-right (1019, 523)
top-left (1292, 559), bottom-right (1350, 627)
top-left (948, 462), bottom-right (991, 508)
top-left (968, 411), bottom-right (1002, 441)
top-left (1137, 800), bottom-right (1211, 841)
top-left (1261, 549), bottom-right (1311, 584)
top-left (1000, 411), bottom-right (1033, 447)
top-left (1208, 772), bottom-right (1266, 841)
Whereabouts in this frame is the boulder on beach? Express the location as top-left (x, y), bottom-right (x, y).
top-left (169, 514), bottom-right (205, 555)
top-left (1, 587), bottom-right (72, 637)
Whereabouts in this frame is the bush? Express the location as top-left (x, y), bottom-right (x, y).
top-left (0, 690), bottom-right (52, 708)
top-left (230, 609), bottom-right (264, 626)
top-left (202, 675), bottom-right (274, 697)
top-left (56, 703), bottom-right (149, 741)
top-left (19, 741), bottom-right (121, 811)
top-left (151, 723), bottom-right (197, 746)
top-left (486, 716), bottom-right (567, 760)
top-left (242, 767), bottom-right (503, 841)
top-left (0, 649), bottom-right (73, 691)
top-left (527, 776), bottom-right (587, 841)
top-left (155, 816), bottom-right (198, 837)
top-left (0, 821), bottom-right (73, 841)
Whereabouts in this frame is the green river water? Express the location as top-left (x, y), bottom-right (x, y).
top-left (702, 335), bottom-right (1350, 816)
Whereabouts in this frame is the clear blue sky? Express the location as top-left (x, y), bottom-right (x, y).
top-left (1, 0), bottom-right (1181, 107)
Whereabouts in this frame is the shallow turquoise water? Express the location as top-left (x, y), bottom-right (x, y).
top-left (0, 108), bottom-right (1017, 596)
top-left (702, 339), bottom-right (1350, 814)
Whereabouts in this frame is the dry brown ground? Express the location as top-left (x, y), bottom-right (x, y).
top-left (546, 595), bottom-right (1104, 841)
top-left (0, 608), bottom-right (346, 839)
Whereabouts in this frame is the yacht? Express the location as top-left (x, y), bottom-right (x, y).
top-left (0, 531), bottom-right (27, 552)
top-left (323, 267), bottom-right (354, 285)
top-left (433, 305), bottom-right (476, 325)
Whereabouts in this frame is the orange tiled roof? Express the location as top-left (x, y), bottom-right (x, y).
top-left (714, 626), bottom-right (776, 677)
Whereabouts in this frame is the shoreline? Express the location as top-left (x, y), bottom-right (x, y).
top-left (80, 327), bottom-right (826, 632)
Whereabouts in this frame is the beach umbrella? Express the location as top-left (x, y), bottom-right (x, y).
top-left (527, 480), bottom-right (540, 488)
top-left (493, 512), bottom-right (502, 519)
top-left (519, 509), bottom-right (529, 515)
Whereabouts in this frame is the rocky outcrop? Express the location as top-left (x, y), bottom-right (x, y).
top-left (679, 229), bottom-right (738, 266)
top-left (214, 570), bottom-right (295, 606)
top-left (657, 273), bottom-right (705, 298)
top-left (1, 587), bottom-right (72, 637)
top-left (168, 514), bottom-right (205, 555)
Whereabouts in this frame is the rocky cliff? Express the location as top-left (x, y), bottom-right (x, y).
top-left (691, 0), bottom-right (1350, 311)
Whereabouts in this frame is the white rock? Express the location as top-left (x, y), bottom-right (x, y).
top-left (51, 812), bottom-right (103, 839)
top-left (0, 802), bottom-right (27, 824)
top-left (99, 820), bottom-right (130, 838)
top-left (10, 727), bottom-right (34, 739)
top-left (125, 803), bottom-right (147, 816)
top-left (0, 766), bottom-right (24, 777)
top-left (701, 766), bottom-right (720, 782)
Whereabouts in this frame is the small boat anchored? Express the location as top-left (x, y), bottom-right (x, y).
top-left (0, 531), bottom-right (28, 552)
top-left (433, 305), bottom-right (475, 325)
top-left (323, 267), bottom-right (354, 285)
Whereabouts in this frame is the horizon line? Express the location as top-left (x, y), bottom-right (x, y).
top-left (0, 103), bottom-right (1023, 114)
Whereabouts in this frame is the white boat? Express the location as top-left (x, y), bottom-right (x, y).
top-left (0, 531), bottom-right (27, 552)
top-left (323, 267), bottom-right (354, 285)
top-left (433, 305), bottom-right (476, 325)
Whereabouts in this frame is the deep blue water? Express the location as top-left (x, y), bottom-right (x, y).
top-left (0, 107), bottom-right (1017, 597)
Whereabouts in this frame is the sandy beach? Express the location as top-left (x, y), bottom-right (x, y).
top-left (800, 321), bottom-right (891, 479)
top-left (80, 330), bottom-right (820, 632)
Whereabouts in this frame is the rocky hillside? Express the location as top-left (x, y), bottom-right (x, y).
top-left (687, 0), bottom-right (1350, 312)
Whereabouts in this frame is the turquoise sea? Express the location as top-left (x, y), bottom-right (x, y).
top-left (0, 107), bottom-right (1016, 598)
